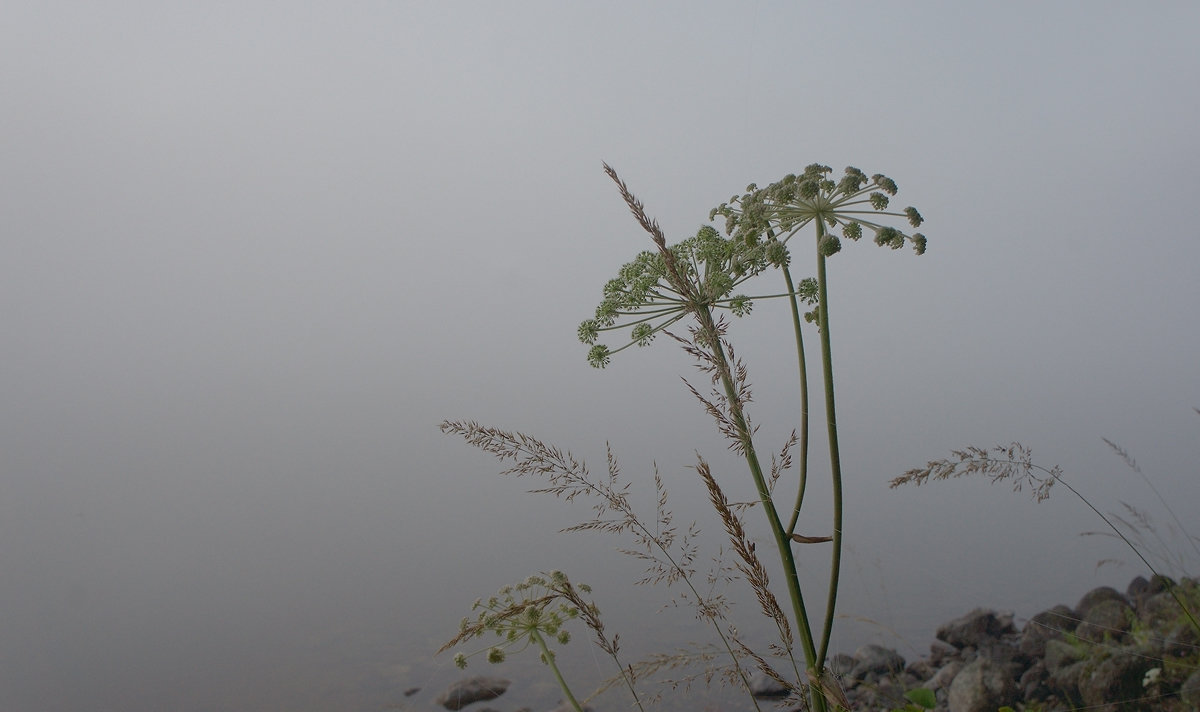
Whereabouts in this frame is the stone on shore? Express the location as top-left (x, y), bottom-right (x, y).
top-left (436, 676), bottom-right (511, 710)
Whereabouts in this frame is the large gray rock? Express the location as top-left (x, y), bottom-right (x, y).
top-left (436, 676), bottom-right (511, 710)
top-left (1042, 639), bottom-right (1083, 673)
top-left (936, 608), bottom-right (1014, 649)
top-left (1163, 620), bottom-right (1200, 657)
top-left (828, 652), bottom-right (855, 677)
top-left (1020, 604), bottom-right (1074, 659)
top-left (1074, 598), bottom-right (1133, 644)
top-left (927, 660), bottom-right (963, 691)
top-left (1018, 660), bottom-right (1048, 701)
top-left (1077, 651), bottom-right (1152, 712)
top-left (947, 658), bottom-right (1018, 712)
top-left (1181, 668), bottom-right (1200, 708)
top-left (1138, 590), bottom-right (1185, 629)
top-left (849, 644), bottom-right (905, 681)
top-left (1075, 586), bottom-right (1127, 617)
top-left (748, 672), bottom-right (789, 698)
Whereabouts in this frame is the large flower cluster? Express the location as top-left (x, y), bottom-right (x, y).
top-left (577, 225), bottom-right (784, 368)
top-left (711, 164), bottom-right (926, 257)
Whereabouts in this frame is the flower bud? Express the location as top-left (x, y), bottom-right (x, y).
top-left (587, 345), bottom-right (611, 369)
top-left (819, 234), bottom-right (842, 256)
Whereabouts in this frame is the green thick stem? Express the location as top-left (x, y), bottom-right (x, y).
top-left (813, 222), bottom-right (844, 671)
top-left (529, 629), bottom-right (585, 712)
top-left (693, 307), bottom-right (825, 712)
top-left (781, 262), bottom-right (811, 535)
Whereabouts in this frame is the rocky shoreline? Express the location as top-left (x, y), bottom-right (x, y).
top-left (812, 574), bottom-right (1200, 711)
top-left (424, 575), bottom-right (1200, 712)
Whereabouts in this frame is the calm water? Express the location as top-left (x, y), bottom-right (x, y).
top-left (2, 386), bottom-right (1179, 712)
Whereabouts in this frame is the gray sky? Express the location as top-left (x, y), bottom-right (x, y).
top-left (3, 2), bottom-right (1199, 710)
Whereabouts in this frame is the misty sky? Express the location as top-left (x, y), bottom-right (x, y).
top-left (3, 3), bottom-right (1199, 711)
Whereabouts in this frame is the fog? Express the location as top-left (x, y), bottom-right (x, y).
top-left (3, 2), bottom-right (1199, 710)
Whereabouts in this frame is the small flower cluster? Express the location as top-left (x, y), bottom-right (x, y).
top-left (444, 571), bottom-right (592, 669)
top-left (710, 164), bottom-right (927, 257)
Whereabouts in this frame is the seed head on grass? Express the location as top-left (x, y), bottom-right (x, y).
top-left (889, 442), bottom-right (1057, 502)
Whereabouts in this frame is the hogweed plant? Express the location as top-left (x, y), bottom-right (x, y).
top-left (443, 163), bottom-right (928, 712)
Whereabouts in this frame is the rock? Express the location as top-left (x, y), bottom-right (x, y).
top-left (849, 644), bottom-right (905, 681)
top-left (1020, 604), bottom-right (1074, 659)
top-left (927, 660), bottom-right (963, 691)
top-left (1138, 590), bottom-right (1184, 628)
top-left (1074, 598), bottom-right (1133, 643)
top-left (436, 676), bottom-right (511, 710)
top-left (1077, 650), bottom-right (1152, 712)
top-left (1181, 668), bottom-right (1200, 708)
top-left (1047, 659), bottom-right (1087, 705)
top-left (1163, 621), bottom-right (1200, 657)
top-left (974, 638), bottom-right (1020, 667)
top-left (928, 638), bottom-right (957, 666)
top-left (828, 652), bottom-right (855, 677)
top-left (1042, 639), bottom-right (1083, 673)
top-left (1126, 575), bottom-right (1151, 602)
top-left (748, 673), bottom-right (790, 698)
top-left (1075, 586), bottom-right (1127, 617)
top-left (906, 658), bottom-right (936, 682)
top-left (1018, 660), bottom-right (1048, 700)
top-left (936, 608), bottom-right (1014, 649)
top-left (1124, 574), bottom-right (1169, 606)
top-left (947, 658), bottom-right (1018, 712)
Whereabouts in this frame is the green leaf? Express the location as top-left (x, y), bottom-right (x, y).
top-left (903, 687), bottom-right (936, 709)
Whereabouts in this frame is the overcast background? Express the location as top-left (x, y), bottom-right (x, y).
top-left (3, 2), bottom-right (1199, 711)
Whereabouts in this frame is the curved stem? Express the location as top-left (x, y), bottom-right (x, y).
top-left (781, 262), bottom-right (811, 535)
top-left (529, 629), bottom-right (585, 712)
top-left (814, 221), bottom-right (844, 671)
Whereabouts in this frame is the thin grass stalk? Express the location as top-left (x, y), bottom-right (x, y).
top-left (813, 219), bottom-right (845, 671)
top-left (1042, 466), bottom-right (1200, 637)
top-left (1103, 436), bottom-right (1200, 565)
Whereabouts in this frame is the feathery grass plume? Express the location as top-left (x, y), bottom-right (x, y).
top-left (695, 457), bottom-right (794, 658)
top-left (892, 439), bottom-right (1200, 637)
top-left (438, 419), bottom-right (763, 709)
top-left (889, 443), bottom-right (1057, 501)
top-left (589, 645), bottom-right (744, 707)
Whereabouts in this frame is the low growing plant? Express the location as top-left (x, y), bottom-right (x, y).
top-left (438, 571), bottom-right (637, 712)
top-left (442, 163), bottom-right (928, 711)
top-left (891, 418), bottom-right (1200, 709)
